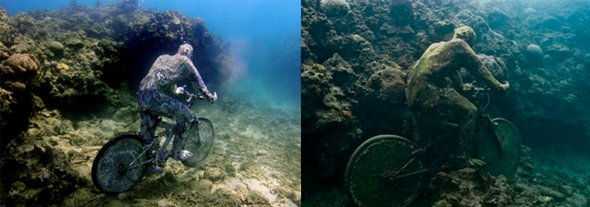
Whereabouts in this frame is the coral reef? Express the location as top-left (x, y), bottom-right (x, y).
top-left (319, 0), bottom-right (350, 17)
top-left (525, 43), bottom-right (544, 63)
top-left (431, 168), bottom-right (513, 206)
top-left (3, 110), bottom-right (86, 205)
top-left (303, 0), bottom-right (590, 205)
top-left (0, 3), bottom-right (244, 206)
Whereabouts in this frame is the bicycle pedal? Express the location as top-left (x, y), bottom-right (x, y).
top-left (146, 165), bottom-right (164, 175)
top-left (176, 150), bottom-right (193, 161)
top-left (156, 152), bottom-right (170, 162)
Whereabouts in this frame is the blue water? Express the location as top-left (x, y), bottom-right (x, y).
top-left (0, 0), bottom-right (301, 111)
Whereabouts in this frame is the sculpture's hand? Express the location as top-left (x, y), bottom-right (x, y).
top-left (500, 81), bottom-right (510, 91)
top-left (463, 83), bottom-right (475, 91)
top-left (209, 92), bottom-right (218, 103)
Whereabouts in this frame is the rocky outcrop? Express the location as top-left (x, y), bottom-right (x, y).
top-left (0, 3), bottom-right (233, 205)
top-left (303, 0), bottom-right (590, 205)
top-left (431, 168), bottom-right (513, 206)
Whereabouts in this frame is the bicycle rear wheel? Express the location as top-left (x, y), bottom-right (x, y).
top-left (346, 135), bottom-right (423, 207)
top-left (181, 118), bottom-right (214, 168)
top-left (475, 118), bottom-right (521, 177)
top-left (92, 134), bottom-right (147, 194)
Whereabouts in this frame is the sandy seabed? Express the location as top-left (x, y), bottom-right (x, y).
top-left (25, 97), bottom-right (301, 207)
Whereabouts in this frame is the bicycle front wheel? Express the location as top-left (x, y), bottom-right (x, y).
top-left (92, 134), bottom-right (147, 194)
top-left (181, 118), bottom-right (214, 168)
top-left (475, 117), bottom-right (522, 177)
top-left (345, 135), bottom-right (423, 207)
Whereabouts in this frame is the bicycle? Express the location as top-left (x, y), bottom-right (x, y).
top-left (345, 85), bottom-right (521, 206)
top-left (91, 91), bottom-right (215, 194)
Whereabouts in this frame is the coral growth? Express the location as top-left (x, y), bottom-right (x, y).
top-left (319, 0), bottom-right (350, 17)
top-left (525, 43), bottom-right (543, 63)
top-left (303, 0), bottom-right (590, 205)
top-left (0, 4), bottom-right (236, 205)
top-left (431, 168), bottom-right (513, 206)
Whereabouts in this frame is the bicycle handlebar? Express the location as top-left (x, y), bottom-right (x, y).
top-left (186, 92), bottom-right (206, 103)
top-left (462, 83), bottom-right (491, 112)
top-left (462, 83), bottom-right (492, 92)
top-left (174, 84), bottom-right (216, 106)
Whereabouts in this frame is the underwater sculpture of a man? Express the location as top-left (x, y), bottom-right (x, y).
top-left (138, 43), bottom-right (217, 174)
top-left (405, 26), bottom-right (509, 170)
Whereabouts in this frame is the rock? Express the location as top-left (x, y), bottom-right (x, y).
top-left (546, 43), bottom-right (573, 61)
top-left (559, 184), bottom-right (574, 196)
top-left (487, 11), bottom-right (509, 29)
top-left (523, 162), bottom-right (534, 171)
top-left (0, 7), bottom-right (8, 21)
top-left (220, 133), bottom-right (231, 140)
top-left (117, 192), bottom-right (130, 200)
top-left (434, 200), bottom-right (453, 207)
top-left (537, 196), bottom-right (552, 204)
top-left (541, 16), bottom-right (561, 30)
top-left (171, 16), bottom-right (181, 25)
top-left (322, 53), bottom-right (355, 87)
top-left (390, 0), bottom-right (413, 26)
top-left (478, 54), bottom-right (508, 80)
top-left (292, 191), bottom-right (301, 204)
top-left (204, 167), bottom-right (226, 182)
top-left (574, 177), bottom-right (586, 190)
top-left (46, 40), bottom-right (64, 57)
top-left (156, 199), bottom-right (176, 207)
top-left (537, 185), bottom-right (565, 200)
top-left (565, 193), bottom-right (588, 206)
top-left (0, 87), bottom-right (13, 113)
top-left (56, 62), bottom-right (70, 70)
top-left (433, 21), bottom-right (455, 36)
top-left (0, 42), bottom-right (9, 60)
top-left (525, 44), bottom-right (543, 62)
top-left (319, 0), bottom-right (350, 16)
top-left (2, 53), bottom-right (39, 77)
top-left (431, 168), bottom-right (511, 206)
top-left (455, 10), bottom-right (491, 35)
top-left (65, 38), bottom-right (84, 50)
top-left (368, 67), bottom-right (406, 104)
top-left (524, 7), bottom-right (536, 15)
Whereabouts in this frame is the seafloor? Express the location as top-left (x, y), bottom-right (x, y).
top-left (0, 2), bottom-right (300, 206)
top-left (302, 0), bottom-right (590, 206)
top-left (13, 94), bottom-right (301, 206)
top-left (39, 98), bottom-right (301, 207)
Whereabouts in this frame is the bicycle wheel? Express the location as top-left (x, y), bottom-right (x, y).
top-left (345, 135), bottom-right (423, 207)
top-left (92, 134), bottom-right (147, 194)
top-left (181, 118), bottom-right (214, 168)
top-left (475, 118), bottom-right (521, 177)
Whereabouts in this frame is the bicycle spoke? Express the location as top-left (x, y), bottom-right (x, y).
top-left (129, 148), bottom-right (150, 167)
top-left (181, 118), bottom-right (214, 168)
top-left (346, 135), bottom-right (424, 207)
top-left (128, 158), bottom-right (154, 169)
top-left (92, 135), bottom-right (147, 193)
top-left (395, 168), bottom-right (429, 179)
top-left (382, 157), bottom-right (417, 180)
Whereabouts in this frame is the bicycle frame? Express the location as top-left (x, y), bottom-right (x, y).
top-left (126, 118), bottom-right (178, 170)
top-left (384, 88), bottom-right (496, 183)
top-left (382, 157), bottom-right (429, 182)
top-left (126, 91), bottom-right (207, 171)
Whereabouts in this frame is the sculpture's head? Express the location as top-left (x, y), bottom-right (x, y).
top-left (453, 26), bottom-right (476, 46)
top-left (177, 43), bottom-right (193, 58)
